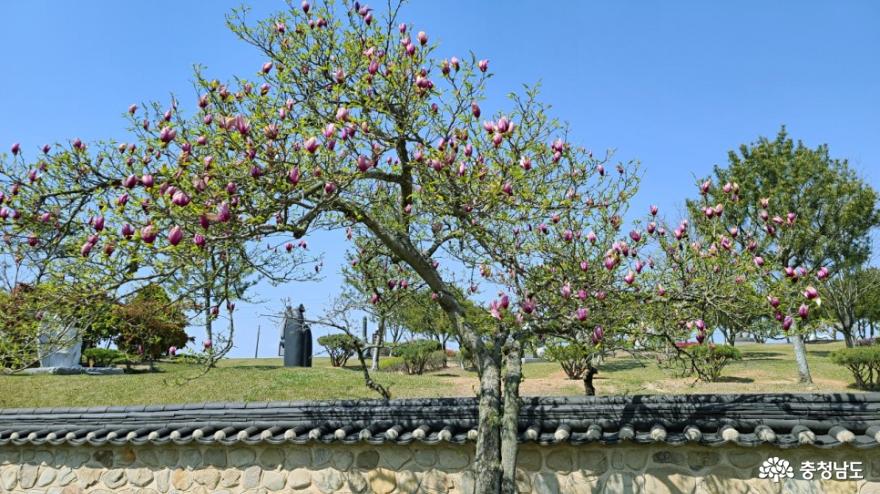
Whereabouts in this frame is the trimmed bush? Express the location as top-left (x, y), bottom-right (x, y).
top-left (317, 333), bottom-right (359, 367)
top-left (668, 344), bottom-right (742, 382)
top-left (82, 348), bottom-right (127, 367)
top-left (391, 340), bottom-right (444, 375)
top-left (544, 341), bottom-right (597, 380)
top-left (831, 346), bottom-right (880, 390)
top-left (377, 356), bottom-right (405, 372)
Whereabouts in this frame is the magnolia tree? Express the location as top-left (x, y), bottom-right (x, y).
top-left (688, 179), bottom-right (831, 382)
top-left (2, 119), bottom-right (321, 369)
top-left (690, 129), bottom-right (877, 381)
top-left (345, 236), bottom-right (424, 354)
top-left (0, 2), bottom-right (827, 491)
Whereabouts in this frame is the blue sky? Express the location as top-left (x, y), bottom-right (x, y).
top-left (3, 1), bottom-right (878, 356)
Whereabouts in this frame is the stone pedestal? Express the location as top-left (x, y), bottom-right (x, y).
top-left (20, 366), bottom-right (123, 375)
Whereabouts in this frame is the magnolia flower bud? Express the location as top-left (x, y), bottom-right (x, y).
top-left (782, 315), bottom-right (793, 331)
top-left (478, 59), bottom-right (489, 72)
top-left (217, 202), bottom-right (231, 222)
top-left (168, 226), bottom-right (183, 246)
top-left (288, 167), bottom-right (301, 185)
top-left (798, 304), bottom-right (809, 319)
top-left (141, 225), bottom-right (157, 244)
top-left (194, 234), bottom-right (206, 248)
top-left (700, 180), bottom-right (711, 194)
top-left (560, 283), bottom-right (572, 298)
top-left (804, 286), bottom-right (819, 300)
top-left (357, 155), bottom-right (371, 172)
top-left (591, 326), bottom-right (604, 345)
top-left (159, 127), bottom-right (176, 143)
top-left (172, 191), bottom-right (190, 207)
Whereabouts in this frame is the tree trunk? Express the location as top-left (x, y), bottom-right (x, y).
top-left (370, 317), bottom-right (384, 371)
top-left (721, 327), bottom-right (736, 346)
top-left (583, 364), bottom-right (598, 396)
top-left (204, 286), bottom-right (215, 367)
top-left (791, 333), bottom-right (812, 384)
top-left (843, 325), bottom-right (855, 348)
top-left (500, 339), bottom-right (522, 494)
top-left (474, 352), bottom-right (503, 493)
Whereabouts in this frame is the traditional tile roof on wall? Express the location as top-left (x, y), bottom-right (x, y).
top-left (1, 393), bottom-right (878, 449)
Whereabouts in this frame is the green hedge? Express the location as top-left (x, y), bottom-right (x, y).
top-left (667, 344), bottom-right (742, 382)
top-left (544, 341), bottom-right (598, 380)
top-left (831, 346), bottom-right (880, 390)
top-left (82, 348), bottom-right (127, 367)
top-left (383, 340), bottom-right (445, 375)
top-left (317, 333), bottom-right (360, 367)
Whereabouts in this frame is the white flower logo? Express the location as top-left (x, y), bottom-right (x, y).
top-left (758, 456), bottom-right (794, 483)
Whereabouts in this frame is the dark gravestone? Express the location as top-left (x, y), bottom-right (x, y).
top-left (282, 304), bottom-right (312, 367)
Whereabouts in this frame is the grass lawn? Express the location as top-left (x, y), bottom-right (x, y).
top-left (0, 342), bottom-right (860, 409)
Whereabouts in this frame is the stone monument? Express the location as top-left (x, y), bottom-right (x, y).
top-left (22, 316), bottom-right (122, 375)
top-left (281, 304), bottom-right (312, 367)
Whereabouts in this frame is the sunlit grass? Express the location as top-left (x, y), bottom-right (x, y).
top-left (0, 342), bottom-right (859, 409)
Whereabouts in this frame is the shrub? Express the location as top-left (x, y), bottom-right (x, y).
top-left (317, 333), bottom-right (360, 367)
top-left (82, 348), bottom-right (127, 367)
top-left (831, 346), bottom-right (880, 390)
top-left (391, 340), bottom-right (444, 375)
top-left (456, 344), bottom-right (477, 371)
top-left (112, 285), bottom-right (190, 362)
top-left (667, 344), bottom-right (742, 382)
top-left (544, 341), bottom-right (598, 380)
top-left (377, 356), bottom-right (405, 372)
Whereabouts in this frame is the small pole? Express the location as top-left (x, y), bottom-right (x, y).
top-left (255, 325), bottom-right (261, 359)
top-left (362, 316), bottom-right (368, 342)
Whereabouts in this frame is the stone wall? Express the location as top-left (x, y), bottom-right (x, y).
top-left (0, 442), bottom-right (877, 493)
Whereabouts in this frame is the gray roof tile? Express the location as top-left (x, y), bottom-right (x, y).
top-left (0, 393), bottom-right (877, 449)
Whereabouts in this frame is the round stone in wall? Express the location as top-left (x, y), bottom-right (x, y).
top-left (287, 468), bottom-right (311, 490)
